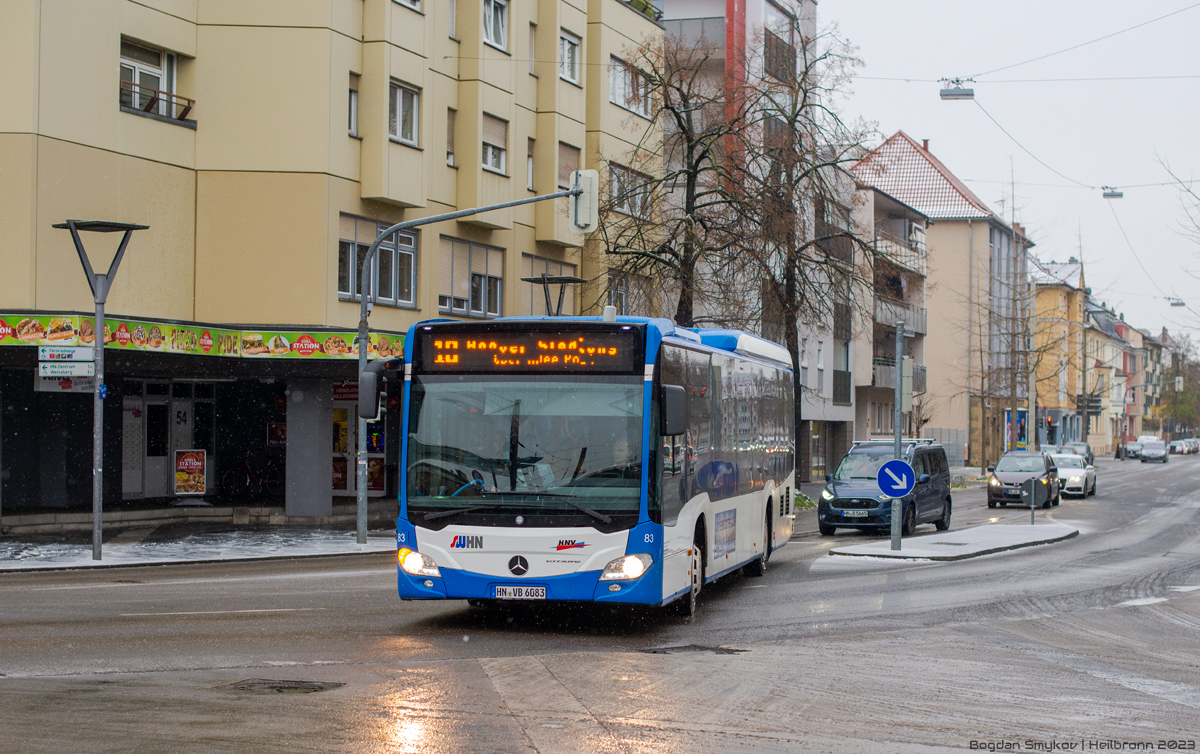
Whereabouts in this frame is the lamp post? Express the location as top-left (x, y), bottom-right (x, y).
top-left (52, 220), bottom-right (148, 560)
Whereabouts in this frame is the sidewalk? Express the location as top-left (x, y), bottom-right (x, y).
top-left (0, 527), bottom-right (397, 572)
top-left (827, 522), bottom-right (1078, 561)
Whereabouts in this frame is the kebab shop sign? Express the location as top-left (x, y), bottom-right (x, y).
top-left (174, 450), bottom-right (207, 496)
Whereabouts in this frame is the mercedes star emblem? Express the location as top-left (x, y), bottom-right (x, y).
top-left (508, 555), bottom-right (529, 576)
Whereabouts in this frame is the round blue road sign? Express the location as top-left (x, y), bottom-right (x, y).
top-left (877, 459), bottom-right (916, 498)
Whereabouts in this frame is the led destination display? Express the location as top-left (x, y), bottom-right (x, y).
top-left (418, 328), bottom-right (641, 373)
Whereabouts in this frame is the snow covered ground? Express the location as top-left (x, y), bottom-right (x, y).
top-left (0, 529), bottom-right (396, 571)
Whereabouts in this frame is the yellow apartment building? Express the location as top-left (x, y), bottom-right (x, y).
top-left (1032, 258), bottom-right (1087, 445)
top-left (0, 0), bottom-right (663, 519)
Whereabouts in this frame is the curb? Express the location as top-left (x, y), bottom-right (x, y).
top-left (828, 528), bottom-right (1079, 561)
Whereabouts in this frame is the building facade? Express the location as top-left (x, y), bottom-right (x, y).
top-left (1032, 258), bottom-right (1087, 445)
top-left (0, 0), bottom-right (663, 516)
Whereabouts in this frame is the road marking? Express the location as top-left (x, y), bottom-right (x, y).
top-left (1116, 597), bottom-right (1169, 607)
top-left (1169, 585), bottom-right (1200, 592)
top-left (119, 608), bottom-right (327, 617)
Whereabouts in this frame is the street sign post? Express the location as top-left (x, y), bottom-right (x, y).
top-left (878, 459), bottom-right (915, 551)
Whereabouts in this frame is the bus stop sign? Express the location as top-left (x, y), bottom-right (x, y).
top-left (877, 459), bottom-right (915, 498)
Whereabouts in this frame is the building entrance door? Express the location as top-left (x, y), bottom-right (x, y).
top-left (331, 399), bottom-right (386, 497)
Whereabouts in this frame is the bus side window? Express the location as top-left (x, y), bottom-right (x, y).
top-left (659, 345), bottom-right (688, 525)
top-left (686, 349), bottom-right (712, 501)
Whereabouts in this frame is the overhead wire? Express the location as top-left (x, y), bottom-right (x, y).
top-left (969, 2), bottom-right (1200, 78)
top-left (972, 100), bottom-right (1097, 188)
top-left (858, 74), bottom-right (1200, 83)
top-left (1106, 200), bottom-right (1175, 300)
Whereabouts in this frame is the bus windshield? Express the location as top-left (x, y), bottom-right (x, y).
top-left (406, 375), bottom-right (644, 523)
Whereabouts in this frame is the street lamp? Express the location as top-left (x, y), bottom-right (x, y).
top-left (1102, 186), bottom-right (1124, 199)
top-left (939, 78), bottom-right (975, 100)
top-left (52, 220), bottom-right (148, 560)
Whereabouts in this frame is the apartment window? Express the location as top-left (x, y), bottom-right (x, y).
top-left (482, 113), bottom-right (508, 173)
top-left (449, 0), bottom-right (456, 37)
top-left (558, 142), bottom-right (580, 190)
top-left (610, 164), bottom-right (651, 218)
top-left (439, 237), bottom-right (504, 317)
top-left (394, 0), bottom-right (421, 10)
top-left (446, 108), bottom-right (456, 165)
top-left (527, 138), bottom-right (535, 190)
top-left (483, 0), bottom-right (507, 50)
top-left (559, 30), bottom-right (580, 84)
top-left (120, 38), bottom-right (176, 117)
top-left (348, 73), bottom-right (359, 136)
top-left (529, 24), bottom-right (537, 75)
top-left (389, 82), bottom-right (419, 146)
top-left (338, 214), bottom-right (416, 308)
top-left (764, 0), bottom-right (797, 82)
top-left (609, 57), bottom-right (650, 117)
top-left (522, 254), bottom-right (577, 315)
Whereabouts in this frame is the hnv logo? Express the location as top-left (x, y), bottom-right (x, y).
top-left (554, 539), bottom-right (588, 551)
top-left (451, 535), bottom-right (483, 549)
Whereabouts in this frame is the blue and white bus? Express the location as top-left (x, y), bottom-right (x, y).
top-left (390, 316), bottom-right (796, 614)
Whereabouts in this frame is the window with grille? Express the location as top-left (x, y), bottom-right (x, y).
top-left (559, 30), bottom-right (580, 83)
top-left (558, 142), bottom-right (580, 190)
top-left (389, 82), bottom-right (419, 146)
top-left (483, 0), bottom-right (507, 50)
top-left (338, 214), bottom-right (416, 307)
top-left (120, 38), bottom-right (176, 117)
top-left (609, 57), bottom-right (650, 117)
top-left (521, 254), bottom-right (577, 315)
top-left (446, 108), bottom-right (456, 165)
top-left (482, 113), bottom-right (507, 173)
top-left (439, 237), bottom-right (504, 317)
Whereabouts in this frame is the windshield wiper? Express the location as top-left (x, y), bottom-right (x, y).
top-left (423, 503), bottom-right (508, 522)
top-left (477, 491), bottom-right (613, 524)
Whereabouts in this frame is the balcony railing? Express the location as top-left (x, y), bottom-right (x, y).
top-left (832, 370), bottom-right (852, 405)
top-left (623, 0), bottom-right (662, 20)
top-left (875, 229), bottom-right (926, 276)
top-left (119, 79), bottom-right (194, 122)
top-left (875, 296), bottom-right (927, 335)
top-left (872, 358), bottom-right (927, 394)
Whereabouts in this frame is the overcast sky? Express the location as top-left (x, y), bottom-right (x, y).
top-left (820, 0), bottom-right (1200, 339)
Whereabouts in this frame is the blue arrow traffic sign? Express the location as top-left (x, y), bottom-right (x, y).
top-left (877, 459), bottom-right (916, 498)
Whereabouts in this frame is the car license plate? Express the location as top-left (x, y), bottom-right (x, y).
top-left (1007, 489), bottom-right (1020, 496)
top-left (841, 509), bottom-right (868, 517)
top-left (495, 585), bottom-right (546, 600)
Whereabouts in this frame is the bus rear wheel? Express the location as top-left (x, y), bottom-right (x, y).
top-left (676, 538), bottom-right (704, 617)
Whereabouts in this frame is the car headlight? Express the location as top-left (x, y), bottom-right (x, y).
top-left (1040, 478), bottom-right (1048, 484)
top-left (1069, 475), bottom-right (1082, 482)
top-left (398, 548), bottom-right (441, 578)
top-left (876, 494), bottom-right (892, 502)
top-left (989, 476), bottom-right (1000, 487)
top-left (599, 553), bottom-right (654, 581)
top-left (821, 488), bottom-right (835, 501)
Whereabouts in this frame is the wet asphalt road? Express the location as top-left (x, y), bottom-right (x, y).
top-left (2, 456), bottom-right (1199, 752)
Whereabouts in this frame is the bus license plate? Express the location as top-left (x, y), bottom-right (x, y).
top-left (495, 586), bottom-right (546, 600)
top-left (841, 510), bottom-right (868, 517)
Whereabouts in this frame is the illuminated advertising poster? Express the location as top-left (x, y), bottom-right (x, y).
top-left (174, 450), bottom-right (207, 495)
top-left (104, 320), bottom-right (242, 357)
top-left (238, 331), bottom-right (400, 360)
top-left (0, 315), bottom-right (81, 346)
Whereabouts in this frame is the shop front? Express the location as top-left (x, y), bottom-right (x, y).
top-left (0, 312), bottom-right (402, 519)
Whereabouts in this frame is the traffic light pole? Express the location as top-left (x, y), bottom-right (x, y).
top-left (352, 183), bottom-right (587, 544)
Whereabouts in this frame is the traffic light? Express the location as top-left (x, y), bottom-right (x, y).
top-left (570, 169), bottom-right (599, 233)
top-left (358, 357), bottom-right (403, 420)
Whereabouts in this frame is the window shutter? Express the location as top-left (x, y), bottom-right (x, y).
top-left (482, 113), bottom-right (507, 148)
top-left (339, 213), bottom-right (357, 242)
top-left (349, 72), bottom-right (359, 90)
top-left (558, 142), bottom-right (579, 188)
top-left (453, 240), bottom-right (471, 298)
top-left (487, 246), bottom-right (503, 276)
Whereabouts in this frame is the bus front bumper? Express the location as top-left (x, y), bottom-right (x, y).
top-left (398, 564), bottom-right (663, 605)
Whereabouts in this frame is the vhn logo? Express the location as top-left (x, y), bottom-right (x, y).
top-left (450, 535), bottom-right (483, 549)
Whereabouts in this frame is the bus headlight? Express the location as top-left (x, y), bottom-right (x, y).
top-left (599, 553), bottom-right (654, 581)
top-left (398, 548), bottom-right (441, 578)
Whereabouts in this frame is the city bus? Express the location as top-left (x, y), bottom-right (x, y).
top-left (386, 316), bottom-right (796, 615)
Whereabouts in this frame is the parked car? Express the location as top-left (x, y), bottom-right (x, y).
top-left (1123, 442), bottom-right (1145, 459)
top-left (1051, 453), bottom-right (1096, 497)
top-left (987, 451), bottom-right (1060, 509)
top-left (1187, 438), bottom-right (1200, 454)
top-left (1140, 441), bottom-right (1169, 463)
top-left (818, 441), bottom-right (952, 536)
top-left (1170, 440), bottom-right (1187, 454)
top-left (1067, 442), bottom-right (1095, 465)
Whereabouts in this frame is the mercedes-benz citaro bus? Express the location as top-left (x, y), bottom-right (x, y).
top-left (392, 316), bottom-right (796, 615)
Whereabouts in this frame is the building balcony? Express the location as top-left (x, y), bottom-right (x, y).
top-left (875, 229), bottom-right (926, 276)
top-left (874, 296), bottom-right (926, 335)
top-left (871, 359), bottom-right (926, 393)
top-left (661, 18), bottom-right (725, 59)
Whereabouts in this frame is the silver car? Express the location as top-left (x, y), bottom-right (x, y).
top-left (1051, 454), bottom-right (1096, 496)
top-left (1141, 442), bottom-right (1169, 463)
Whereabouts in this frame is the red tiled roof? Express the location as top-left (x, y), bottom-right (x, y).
top-left (852, 131), bottom-right (996, 220)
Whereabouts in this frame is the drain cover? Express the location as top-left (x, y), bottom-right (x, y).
top-left (217, 679), bottom-right (345, 694)
top-left (640, 644), bottom-right (745, 655)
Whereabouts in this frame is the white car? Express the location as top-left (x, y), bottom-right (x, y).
top-left (1051, 454), bottom-right (1096, 497)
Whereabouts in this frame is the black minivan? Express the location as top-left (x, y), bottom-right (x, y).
top-left (817, 441), bottom-right (953, 536)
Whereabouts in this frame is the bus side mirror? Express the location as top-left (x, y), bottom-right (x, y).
top-left (359, 358), bottom-right (404, 420)
top-left (661, 384), bottom-right (687, 436)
